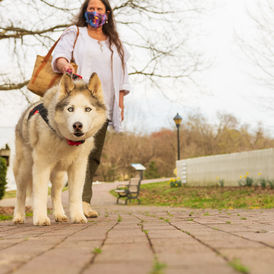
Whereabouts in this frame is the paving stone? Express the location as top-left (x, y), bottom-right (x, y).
top-left (0, 236), bottom-right (61, 273)
top-left (0, 238), bottom-right (26, 250)
top-left (13, 239), bottom-right (102, 274)
top-left (1, 183), bottom-right (274, 274)
top-left (233, 231), bottom-right (274, 246)
top-left (220, 247), bottom-right (274, 274)
top-left (83, 262), bottom-right (153, 274)
top-left (106, 234), bottom-right (146, 244)
top-left (165, 263), bottom-right (237, 274)
top-left (94, 242), bottom-right (154, 263)
top-left (152, 237), bottom-right (226, 267)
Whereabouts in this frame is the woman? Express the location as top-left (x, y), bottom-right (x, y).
top-left (52, 0), bottom-right (130, 217)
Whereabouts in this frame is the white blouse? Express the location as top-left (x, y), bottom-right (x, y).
top-left (51, 26), bottom-right (131, 131)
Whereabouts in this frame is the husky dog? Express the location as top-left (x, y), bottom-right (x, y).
top-left (13, 73), bottom-right (107, 225)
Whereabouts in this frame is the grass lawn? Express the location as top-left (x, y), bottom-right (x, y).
top-left (111, 181), bottom-right (274, 209)
top-left (3, 190), bottom-right (17, 199)
top-left (2, 186), bottom-right (69, 200)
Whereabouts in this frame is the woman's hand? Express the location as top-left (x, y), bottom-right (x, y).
top-left (56, 57), bottom-right (75, 74)
top-left (119, 90), bottom-right (126, 121)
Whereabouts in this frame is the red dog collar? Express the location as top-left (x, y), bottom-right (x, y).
top-left (66, 139), bottom-right (85, 146)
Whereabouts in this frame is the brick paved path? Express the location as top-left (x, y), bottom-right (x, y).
top-left (1, 182), bottom-right (274, 274)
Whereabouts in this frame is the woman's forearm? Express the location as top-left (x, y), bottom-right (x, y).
top-left (55, 57), bottom-right (75, 74)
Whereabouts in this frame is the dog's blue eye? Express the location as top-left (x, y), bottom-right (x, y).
top-left (85, 107), bottom-right (92, 112)
top-left (68, 107), bottom-right (74, 112)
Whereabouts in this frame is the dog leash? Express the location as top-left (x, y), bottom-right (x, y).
top-left (66, 69), bottom-right (83, 80)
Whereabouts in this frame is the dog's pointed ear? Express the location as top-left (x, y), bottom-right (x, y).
top-left (88, 73), bottom-right (104, 103)
top-left (59, 73), bottom-right (74, 95)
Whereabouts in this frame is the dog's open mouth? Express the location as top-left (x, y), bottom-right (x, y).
top-left (74, 132), bottom-right (84, 137)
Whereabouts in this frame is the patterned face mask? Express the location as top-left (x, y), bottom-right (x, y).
top-left (84, 11), bottom-right (107, 28)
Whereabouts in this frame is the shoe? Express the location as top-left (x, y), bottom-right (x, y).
top-left (82, 201), bottom-right (98, 218)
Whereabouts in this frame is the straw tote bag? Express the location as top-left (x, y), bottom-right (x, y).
top-left (27, 26), bottom-right (79, 96)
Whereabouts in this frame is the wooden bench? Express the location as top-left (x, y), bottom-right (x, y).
top-left (115, 178), bottom-right (142, 205)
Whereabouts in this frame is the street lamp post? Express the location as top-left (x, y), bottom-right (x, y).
top-left (173, 113), bottom-right (182, 160)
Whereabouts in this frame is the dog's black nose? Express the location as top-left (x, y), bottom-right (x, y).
top-left (73, 122), bottom-right (83, 131)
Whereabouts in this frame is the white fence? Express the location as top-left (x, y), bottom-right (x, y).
top-left (176, 148), bottom-right (274, 186)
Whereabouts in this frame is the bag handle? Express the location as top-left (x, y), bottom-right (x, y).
top-left (43, 26), bottom-right (80, 64)
top-left (30, 26), bottom-right (80, 86)
top-left (71, 26), bottom-right (79, 63)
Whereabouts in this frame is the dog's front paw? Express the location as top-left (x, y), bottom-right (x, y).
top-left (33, 216), bottom-right (51, 226)
top-left (13, 216), bottom-right (25, 224)
top-left (71, 214), bottom-right (87, 224)
top-left (55, 214), bottom-right (68, 223)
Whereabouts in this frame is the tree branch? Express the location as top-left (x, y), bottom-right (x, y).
top-left (113, 0), bottom-right (175, 14)
top-left (129, 71), bottom-right (189, 79)
top-left (0, 81), bottom-right (29, 90)
top-left (0, 24), bottom-right (70, 40)
top-left (39, 0), bottom-right (77, 12)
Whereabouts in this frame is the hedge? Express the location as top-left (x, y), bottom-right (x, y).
top-left (0, 157), bottom-right (7, 200)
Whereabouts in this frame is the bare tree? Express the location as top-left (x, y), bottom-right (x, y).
top-left (237, 0), bottom-right (274, 88)
top-left (0, 0), bottom-right (206, 96)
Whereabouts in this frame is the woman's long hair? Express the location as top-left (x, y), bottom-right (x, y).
top-left (74, 0), bottom-right (125, 70)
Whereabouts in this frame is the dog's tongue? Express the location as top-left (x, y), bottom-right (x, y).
top-left (66, 139), bottom-right (85, 146)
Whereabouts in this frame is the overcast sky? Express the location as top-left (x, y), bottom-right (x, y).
top-left (122, 0), bottom-right (274, 135)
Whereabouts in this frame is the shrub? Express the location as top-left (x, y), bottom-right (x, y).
top-left (144, 161), bottom-right (160, 179)
top-left (258, 178), bottom-right (267, 189)
top-left (0, 157), bottom-right (7, 200)
top-left (268, 180), bottom-right (274, 189)
top-left (245, 177), bottom-right (254, 187)
top-left (218, 179), bottom-right (224, 187)
top-left (239, 176), bottom-right (254, 187)
top-left (169, 178), bottom-right (182, 188)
